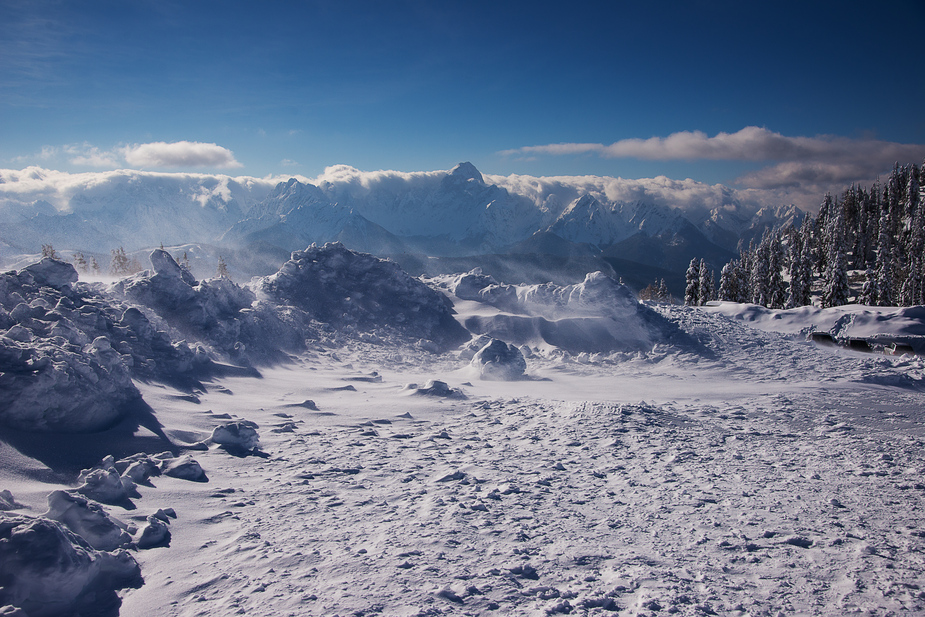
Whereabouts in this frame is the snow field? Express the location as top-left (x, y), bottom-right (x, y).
top-left (106, 335), bottom-right (925, 617)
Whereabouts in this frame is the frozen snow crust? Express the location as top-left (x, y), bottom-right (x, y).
top-left (253, 242), bottom-right (470, 351)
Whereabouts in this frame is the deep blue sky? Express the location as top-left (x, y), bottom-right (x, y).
top-left (2, 0), bottom-right (923, 204)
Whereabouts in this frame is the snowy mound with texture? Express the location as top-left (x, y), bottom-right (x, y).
top-left (470, 338), bottom-right (527, 380)
top-left (252, 243), bottom-right (470, 351)
top-left (450, 269), bottom-right (687, 354)
top-left (112, 249), bottom-right (306, 364)
top-left (0, 512), bottom-right (142, 616)
top-left (0, 259), bottom-right (143, 431)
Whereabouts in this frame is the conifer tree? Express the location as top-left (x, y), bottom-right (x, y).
top-left (750, 233), bottom-right (771, 306)
top-left (859, 268), bottom-right (878, 306)
top-left (72, 252), bottom-right (88, 273)
top-left (110, 247), bottom-right (131, 276)
top-left (698, 259), bottom-right (714, 305)
top-left (216, 256), bottom-right (230, 279)
top-left (718, 261), bottom-right (738, 302)
top-left (657, 278), bottom-right (670, 303)
top-left (684, 258), bottom-right (700, 306)
top-left (875, 206), bottom-right (895, 306)
top-left (41, 244), bottom-right (58, 260)
top-left (822, 204), bottom-right (849, 308)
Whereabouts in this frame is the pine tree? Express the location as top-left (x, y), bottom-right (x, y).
top-left (41, 244), bottom-right (58, 259)
top-left (216, 256), bottom-right (230, 279)
top-left (718, 261), bottom-right (738, 302)
top-left (822, 204), bottom-right (849, 308)
top-left (698, 259), bottom-right (714, 305)
top-left (786, 231), bottom-right (805, 308)
top-left (110, 247), bottom-right (131, 276)
top-left (684, 258), bottom-right (700, 306)
top-left (72, 252), bottom-right (88, 273)
top-left (859, 268), bottom-right (878, 306)
top-left (875, 206), bottom-right (895, 306)
top-left (767, 230), bottom-right (786, 309)
top-left (90, 256), bottom-right (101, 274)
top-left (658, 278), bottom-right (671, 303)
top-left (750, 233), bottom-right (771, 306)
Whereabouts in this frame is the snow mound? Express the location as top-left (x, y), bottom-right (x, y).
top-left (44, 490), bottom-right (132, 551)
top-left (252, 243), bottom-right (470, 350)
top-left (112, 249), bottom-right (306, 364)
top-left (210, 420), bottom-right (261, 451)
top-left (453, 271), bottom-right (686, 354)
top-left (0, 512), bottom-right (141, 617)
top-left (0, 260), bottom-right (142, 432)
top-left (470, 339), bottom-right (527, 380)
top-left (404, 380), bottom-right (466, 399)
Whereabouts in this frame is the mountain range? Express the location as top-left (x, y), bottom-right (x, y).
top-left (0, 163), bottom-right (805, 292)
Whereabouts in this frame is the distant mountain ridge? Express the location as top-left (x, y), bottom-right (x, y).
top-left (0, 163), bottom-right (804, 286)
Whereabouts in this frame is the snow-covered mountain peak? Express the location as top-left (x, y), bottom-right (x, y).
top-left (448, 162), bottom-right (484, 185)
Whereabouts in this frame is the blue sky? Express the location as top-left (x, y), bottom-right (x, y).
top-left (2, 0), bottom-right (924, 207)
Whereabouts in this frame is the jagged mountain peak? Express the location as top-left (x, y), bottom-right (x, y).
top-left (448, 162), bottom-right (484, 185)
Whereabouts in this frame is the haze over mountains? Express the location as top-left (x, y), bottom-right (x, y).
top-left (0, 163), bottom-right (804, 290)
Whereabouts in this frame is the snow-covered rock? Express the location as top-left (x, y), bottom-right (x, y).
top-left (252, 243), bottom-right (470, 351)
top-left (0, 264), bottom-right (142, 432)
top-left (112, 249), bottom-right (307, 364)
top-left (43, 490), bottom-right (132, 551)
top-left (210, 420), bottom-right (260, 450)
top-left (156, 454), bottom-right (208, 482)
top-left (0, 512), bottom-right (141, 617)
top-left (135, 515), bottom-right (171, 549)
top-left (470, 339), bottom-right (527, 381)
top-left (455, 271), bottom-right (689, 354)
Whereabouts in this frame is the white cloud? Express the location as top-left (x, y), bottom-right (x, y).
top-left (500, 127), bottom-right (925, 167)
top-left (500, 127), bottom-right (925, 209)
top-left (63, 143), bottom-right (120, 167)
top-left (121, 141), bottom-right (242, 169)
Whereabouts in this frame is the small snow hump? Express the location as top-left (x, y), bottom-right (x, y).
top-left (470, 338), bottom-right (526, 381)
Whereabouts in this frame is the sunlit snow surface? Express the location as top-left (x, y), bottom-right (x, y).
top-left (3, 294), bottom-right (925, 614)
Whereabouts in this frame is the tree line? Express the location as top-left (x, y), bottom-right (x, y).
top-left (684, 161), bottom-right (925, 309)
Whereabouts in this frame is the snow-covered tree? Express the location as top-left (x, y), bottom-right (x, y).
top-left (657, 278), bottom-right (671, 303)
top-left (875, 206), bottom-right (895, 306)
top-left (41, 244), bottom-right (58, 260)
top-left (684, 258), bottom-right (700, 306)
top-left (72, 252), bottom-right (88, 274)
top-left (718, 261), bottom-right (740, 302)
top-left (822, 204), bottom-right (849, 308)
top-left (216, 256), bottom-right (230, 279)
top-left (698, 259), bottom-right (714, 305)
top-left (859, 268), bottom-right (878, 305)
top-left (110, 247), bottom-right (129, 276)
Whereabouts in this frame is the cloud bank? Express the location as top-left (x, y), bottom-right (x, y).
top-left (122, 141), bottom-right (242, 169)
top-left (501, 127), bottom-right (925, 208)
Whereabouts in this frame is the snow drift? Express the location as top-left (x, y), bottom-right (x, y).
top-left (450, 269), bottom-right (688, 354)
